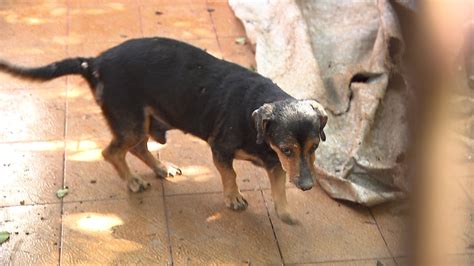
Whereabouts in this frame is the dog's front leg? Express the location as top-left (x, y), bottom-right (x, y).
top-left (212, 149), bottom-right (248, 210)
top-left (266, 165), bottom-right (297, 224)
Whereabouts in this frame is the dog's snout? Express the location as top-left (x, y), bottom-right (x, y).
top-left (296, 176), bottom-right (314, 191)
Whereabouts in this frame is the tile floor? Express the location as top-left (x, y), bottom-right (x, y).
top-left (0, 0), bottom-right (472, 265)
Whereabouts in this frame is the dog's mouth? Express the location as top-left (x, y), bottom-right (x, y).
top-left (290, 176), bottom-right (314, 191)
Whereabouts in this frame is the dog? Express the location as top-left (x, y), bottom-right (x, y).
top-left (0, 37), bottom-right (328, 224)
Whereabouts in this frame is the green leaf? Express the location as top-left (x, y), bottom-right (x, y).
top-left (235, 37), bottom-right (246, 45)
top-left (0, 231), bottom-right (10, 245)
top-left (56, 188), bottom-right (69, 199)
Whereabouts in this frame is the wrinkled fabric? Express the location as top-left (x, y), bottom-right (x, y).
top-left (229, 0), bottom-right (415, 206)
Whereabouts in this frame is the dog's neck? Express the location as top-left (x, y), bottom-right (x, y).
top-left (252, 83), bottom-right (295, 110)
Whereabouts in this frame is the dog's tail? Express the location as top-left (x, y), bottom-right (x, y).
top-left (0, 57), bottom-right (95, 83)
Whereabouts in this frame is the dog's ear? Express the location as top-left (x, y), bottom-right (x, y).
top-left (318, 114), bottom-right (328, 141)
top-left (252, 104), bottom-right (273, 144)
top-left (306, 100), bottom-right (328, 142)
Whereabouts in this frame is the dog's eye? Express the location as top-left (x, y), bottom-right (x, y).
top-left (280, 147), bottom-right (292, 156)
top-left (309, 144), bottom-right (318, 153)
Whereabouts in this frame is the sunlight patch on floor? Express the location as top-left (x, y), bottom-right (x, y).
top-left (64, 212), bottom-right (143, 254)
top-left (206, 212), bottom-right (222, 223)
top-left (69, 212), bottom-right (123, 233)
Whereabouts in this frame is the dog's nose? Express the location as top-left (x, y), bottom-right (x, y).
top-left (297, 177), bottom-right (314, 191)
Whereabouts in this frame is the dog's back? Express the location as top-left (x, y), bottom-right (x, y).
top-left (91, 37), bottom-right (285, 139)
top-left (93, 37), bottom-right (241, 138)
top-left (0, 37), bottom-right (288, 141)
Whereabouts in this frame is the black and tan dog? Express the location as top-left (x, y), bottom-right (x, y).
top-left (0, 37), bottom-right (328, 224)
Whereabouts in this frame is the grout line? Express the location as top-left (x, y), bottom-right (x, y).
top-left (0, 138), bottom-right (65, 145)
top-left (136, 0), bottom-right (145, 38)
top-left (58, 2), bottom-right (72, 265)
top-left (206, 0), bottom-right (223, 58)
top-left (259, 190), bottom-right (285, 264)
top-left (0, 196), bottom-right (137, 209)
top-left (160, 180), bottom-right (174, 265)
top-left (0, 187), bottom-right (273, 209)
top-left (369, 208), bottom-right (397, 265)
top-left (285, 256), bottom-right (397, 265)
top-left (164, 187), bottom-right (270, 198)
top-left (457, 177), bottom-right (474, 203)
top-left (0, 85), bottom-right (68, 92)
top-left (45, 194), bottom-right (162, 207)
top-left (165, 190), bottom-right (222, 197)
top-left (0, 201), bottom-right (62, 209)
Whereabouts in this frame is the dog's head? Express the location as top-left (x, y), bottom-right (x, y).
top-left (252, 99), bottom-right (328, 191)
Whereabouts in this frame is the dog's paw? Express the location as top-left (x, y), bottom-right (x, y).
top-left (277, 209), bottom-right (298, 225)
top-left (128, 176), bottom-right (151, 193)
top-left (166, 164), bottom-right (182, 177)
top-left (155, 164), bottom-right (182, 178)
top-left (225, 193), bottom-right (249, 211)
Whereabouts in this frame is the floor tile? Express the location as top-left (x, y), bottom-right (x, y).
top-left (166, 191), bottom-right (282, 264)
top-left (68, 2), bottom-right (142, 45)
top-left (459, 177), bottom-right (473, 203)
top-left (302, 258), bottom-right (395, 265)
top-left (208, 1), bottom-right (246, 38)
top-left (0, 2), bottom-right (67, 47)
top-left (66, 76), bottom-right (111, 141)
top-left (0, 0), bottom-right (66, 5)
top-left (161, 131), bottom-right (264, 195)
top-left (138, 0), bottom-right (197, 4)
top-left (450, 208), bottom-right (474, 254)
top-left (372, 177), bottom-right (474, 256)
top-left (372, 187), bottom-right (473, 257)
top-left (67, 41), bottom-right (121, 58)
top-left (140, 4), bottom-right (215, 40)
top-left (370, 202), bottom-right (409, 257)
top-left (396, 254), bottom-right (474, 266)
top-left (467, 163), bottom-right (474, 177)
top-left (0, 44), bottom-right (67, 90)
top-left (0, 141), bottom-right (64, 207)
top-left (0, 87), bottom-right (65, 142)
top-left (263, 187), bottom-right (390, 264)
top-left (219, 36), bottom-right (256, 68)
top-left (66, 111), bottom-right (111, 141)
top-left (206, 0), bottom-right (232, 3)
top-left (68, 0), bottom-right (136, 6)
top-left (61, 197), bottom-right (170, 265)
top-left (181, 37), bottom-right (223, 60)
top-left (0, 204), bottom-right (61, 265)
top-left (64, 138), bottom-right (164, 202)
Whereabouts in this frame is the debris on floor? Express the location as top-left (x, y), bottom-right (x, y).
top-left (56, 188), bottom-right (69, 199)
top-left (235, 36), bottom-right (246, 45)
top-left (0, 231), bottom-right (10, 245)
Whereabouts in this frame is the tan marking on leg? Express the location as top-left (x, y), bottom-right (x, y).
top-left (266, 164), bottom-right (297, 224)
top-left (102, 139), bottom-right (150, 192)
top-left (212, 156), bottom-right (248, 210)
top-left (129, 138), bottom-right (181, 178)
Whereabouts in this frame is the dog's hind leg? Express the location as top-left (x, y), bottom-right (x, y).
top-left (101, 106), bottom-right (153, 192)
top-left (212, 148), bottom-right (248, 210)
top-left (102, 136), bottom-right (151, 193)
top-left (148, 118), bottom-right (169, 144)
top-left (129, 136), bottom-right (182, 178)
